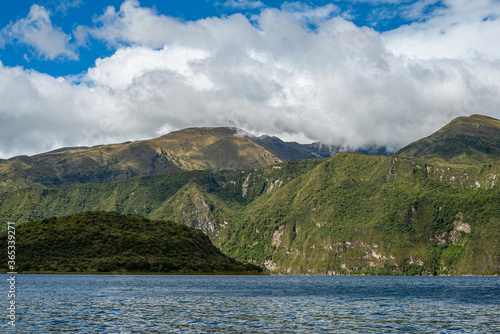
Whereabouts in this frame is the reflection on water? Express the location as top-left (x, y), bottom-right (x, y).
top-left (2, 275), bottom-right (499, 333)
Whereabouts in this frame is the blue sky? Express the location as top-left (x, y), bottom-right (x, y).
top-left (0, 0), bottom-right (441, 77)
top-left (0, 0), bottom-right (499, 158)
top-left (0, 0), bottom-right (222, 76)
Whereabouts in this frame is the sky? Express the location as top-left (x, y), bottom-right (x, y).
top-left (0, 0), bottom-right (499, 158)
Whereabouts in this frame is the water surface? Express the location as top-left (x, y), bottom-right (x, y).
top-left (2, 275), bottom-right (499, 333)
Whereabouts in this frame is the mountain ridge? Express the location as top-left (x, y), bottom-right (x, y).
top-left (0, 114), bottom-right (498, 275)
top-left (0, 126), bottom-right (387, 192)
top-left (396, 114), bottom-right (500, 164)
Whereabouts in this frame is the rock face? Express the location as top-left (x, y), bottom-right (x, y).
top-left (173, 191), bottom-right (218, 238)
top-left (271, 226), bottom-right (285, 247)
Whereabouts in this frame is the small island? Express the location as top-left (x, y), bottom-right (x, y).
top-left (0, 211), bottom-right (263, 274)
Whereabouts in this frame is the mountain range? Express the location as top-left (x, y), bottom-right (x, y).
top-left (0, 127), bottom-right (379, 192)
top-left (0, 114), bottom-right (499, 275)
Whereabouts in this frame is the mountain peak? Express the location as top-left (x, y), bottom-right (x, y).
top-left (0, 126), bottom-right (332, 191)
top-left (469, 114), bottom-right (499, 121)
top-left (441, 114), bottom-right (500, 131)
top-left (161, 126), bottom-right (240, 138)
top-left (396, 114), bottom-right (500, 164)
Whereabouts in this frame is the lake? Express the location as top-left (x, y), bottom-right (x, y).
top-left (2, 275), bottom-right (499, 333)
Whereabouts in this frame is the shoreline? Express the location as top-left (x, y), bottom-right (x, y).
top-left (0, 270), bottom-right (269, 276)
top-left (0, 271), bottom-right (497, 276)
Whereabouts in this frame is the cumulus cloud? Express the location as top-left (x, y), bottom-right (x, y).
top-left (384, 0), bottom-right (500, 59)
top-left (0, 62), bottom-right (89, 157)
top-left (1, 0), bottom-right (500, 158)
top-left (76, 0), bottom-right (185, 49)
top-left (0, 4), bottom-right (77, 60)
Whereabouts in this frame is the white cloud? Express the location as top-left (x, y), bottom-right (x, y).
top-left (281, 2), bottom-right (340, 23)
top-left (399, 0), bottom-right (443, 20)
top-left (77, 0), bottom-right (181, 48)
top-left (56, 0), bottom-right (83, 13)
top-left (221, 0), bottom-right (265, 10)
top-left (0, 4), bottom-right (77, 60)
top-left (342, 0), bottom-right (417, 3)
top-left (0, 63), bottom-right (89, 157)
top-left (1, 0), bottom-right (500, 158)
top-left (86, 46), bottom-right (213, 91)
top-left (384, 0), bottom-right (500, 59)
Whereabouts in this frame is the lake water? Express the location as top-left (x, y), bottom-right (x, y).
top-left (2, 275), bottom-right (499, 333)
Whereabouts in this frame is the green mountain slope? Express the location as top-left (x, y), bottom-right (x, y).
top-left (0, 115), bottom-right (498, 275)
top-left (0, 211), bottom-right (262, 273)
top-left (218, 154), bottom-right (499, 275)
top-left (1, 155), bottom-right (498, 275)
top-left (396, 114), bottom-right (500, 164)
top-left (0, 159), bottom-right (325, 237)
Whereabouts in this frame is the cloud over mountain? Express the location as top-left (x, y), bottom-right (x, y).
top-left (0, 0), bottom-right (499, 158)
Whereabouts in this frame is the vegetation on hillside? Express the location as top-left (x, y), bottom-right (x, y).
top-left (0, 115), bottom-right (498, 275)
top-left (216, 154), bottom-right (499, 275)
top-left (0, 211), bottom-right (262, 273)
top-left (1, 154), bottom-right (498, 275)
top-left (397, 114), bottom-right (500, 165)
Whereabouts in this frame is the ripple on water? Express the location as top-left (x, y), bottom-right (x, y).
top-left (3, 275), bottom-right (500, 333)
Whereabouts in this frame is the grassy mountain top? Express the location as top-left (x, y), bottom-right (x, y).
top-left (0, 211), bottom-right (262, 273)
top-left (0, 127), bottom-right (341, 192)
top-left (0, 127), bottom-right (280, 192)
top-left (396, 114), bottom-right (500, 165)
